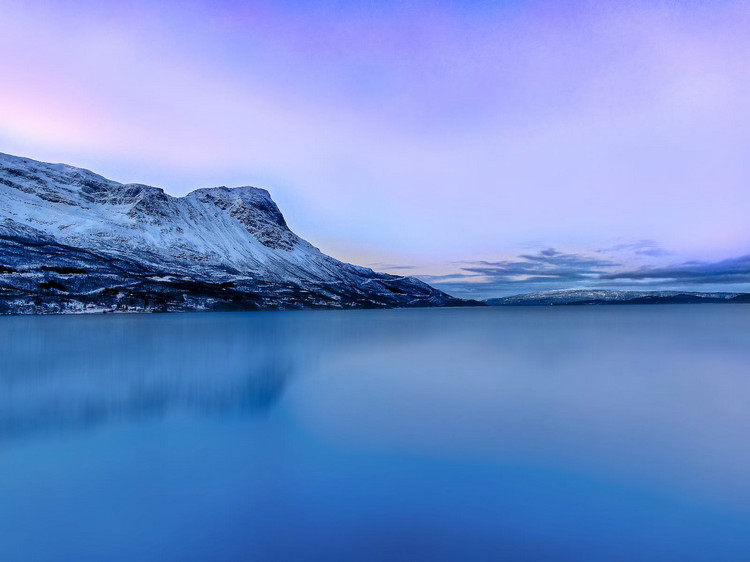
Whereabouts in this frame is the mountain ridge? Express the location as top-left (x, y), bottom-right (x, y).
top-left (0, 152), bottom-right (473, 313)
top-left (486, 289), bottom-right (750, 306)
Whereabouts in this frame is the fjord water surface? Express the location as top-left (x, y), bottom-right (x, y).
top-left (1, 306), bottom-right (750, 561)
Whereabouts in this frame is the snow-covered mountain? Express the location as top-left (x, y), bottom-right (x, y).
top-left (0, 152), bottom-right (470, 313)
top-left (486, 289), bottom-right (749, 306)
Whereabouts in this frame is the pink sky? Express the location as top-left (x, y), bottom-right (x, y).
top-left (2, 0), bottom-right (750, 297)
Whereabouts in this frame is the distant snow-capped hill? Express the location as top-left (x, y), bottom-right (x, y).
top-left (0, 152), bottom-right (471, 313)
top-left (486, 289), bottom-right (749, 306)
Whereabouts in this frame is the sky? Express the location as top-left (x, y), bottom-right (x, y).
top-left (1, 0), bottom-right (750, 298)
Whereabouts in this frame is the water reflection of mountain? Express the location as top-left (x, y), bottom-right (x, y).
top-left (0, 360), bottom-right (290, 442)
top-left (0, 309), bottom-right (451, 443)
top-left (0, 314), bottom-right (307, 442)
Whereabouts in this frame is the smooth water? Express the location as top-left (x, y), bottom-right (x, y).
top-left (1, 306), bottom-right (750, 561)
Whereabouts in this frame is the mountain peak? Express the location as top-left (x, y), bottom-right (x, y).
top-left (0, 152), bottom-right (472, 313)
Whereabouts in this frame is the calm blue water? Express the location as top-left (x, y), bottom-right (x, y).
top-left (1, 306), bottom-right (750, 561)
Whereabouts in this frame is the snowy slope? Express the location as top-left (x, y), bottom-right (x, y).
top-left (0, 152), bottom-right (469, 313)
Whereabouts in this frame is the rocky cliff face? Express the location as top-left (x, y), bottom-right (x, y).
top-left (0, 152), bottom-right (469, 313)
